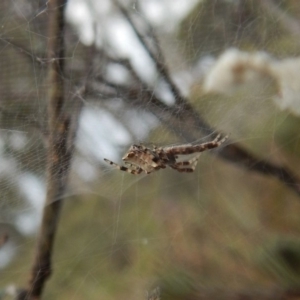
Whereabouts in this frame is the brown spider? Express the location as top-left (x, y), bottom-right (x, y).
top-left (104, 134), bottom-right (228, 175)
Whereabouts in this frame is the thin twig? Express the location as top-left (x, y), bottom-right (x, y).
top-left (0, 37), bottom-right (47, 66)
top-left (90, 76), bottom-right (300, 197)
top-left (19, 1), bottom-right (71, 299)
top-left (105, 3), bottom-right (300, 197)
top-left (113, 0), bottom-right (186, 107)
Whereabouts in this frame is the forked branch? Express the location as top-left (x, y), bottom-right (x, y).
top-left (111, 1), bottom-right (300, 198)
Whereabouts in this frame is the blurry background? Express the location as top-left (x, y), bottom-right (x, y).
top-left (1, 0), bottom-right (300, 299)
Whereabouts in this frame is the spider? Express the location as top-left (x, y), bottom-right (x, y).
top-left (104, 134), bottom-right (228, 175)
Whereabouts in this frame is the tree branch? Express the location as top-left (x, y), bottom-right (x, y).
top-left (18, 1), bottom-right (73, 299)
top-left (105, 3), bottom-right (300, 198)
top-left (90, 75), bottom-right (300, 197)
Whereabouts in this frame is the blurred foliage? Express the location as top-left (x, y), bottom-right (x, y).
top-left (179, 0), bottom-right (300, 59)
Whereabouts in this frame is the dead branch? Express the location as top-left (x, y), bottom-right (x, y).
top-left (90, 67), bottom-right (300, 197)
top-left (113, 0), bottom-right (185, 106)
top-left (18, 1), bottom-right (72, 299)
top-left (104, 2), bottom-right (300, 198)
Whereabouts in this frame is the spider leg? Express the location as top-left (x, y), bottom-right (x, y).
top-left (175, 154), bottom-right (200, 166)
top-left (165, 134), bottom-right (228, 155)
top-left (170, 154), bottom-right (200, 173)
top-left (189, 134), bottom-right (228, 153)
top-left (130, 168), bottom-right (144, 175)
top-left (169, 165), bottom-right (195, 173)
top-left (212, 133), bottom-right (228, 145)
top-left (104, 159), bottom-right (143, 175)
top-left (210, 133), bottom-right (228, 145)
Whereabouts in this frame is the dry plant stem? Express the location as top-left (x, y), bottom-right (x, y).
top-left (114, 1), bottom-right (186, 108)
top-left (109, 4), bottom-right (300, 197)
top-left (0, 37), bottom-right (47, 66)
top-left (22, 0), bottom-right (70, 299)
top-left (91, 79), bottom-right (300, 196)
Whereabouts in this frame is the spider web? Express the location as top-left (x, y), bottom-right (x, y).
top-left (1, 0), bottom-right (300, 299)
